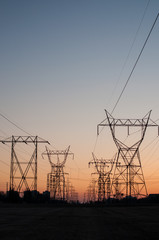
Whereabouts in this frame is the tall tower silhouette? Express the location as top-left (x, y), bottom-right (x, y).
top-left (98, 110), bottom-right (158, 198)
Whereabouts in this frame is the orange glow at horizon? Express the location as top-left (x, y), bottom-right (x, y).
top-left (0, 113), bottom-right (159, 202)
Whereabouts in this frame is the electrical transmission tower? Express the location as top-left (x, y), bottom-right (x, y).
top-left (42, 146), bottom-right (74, 200)
top-left (98, 110), bottom-right (159, 199)
top-left (86, 179), bottom-right (96, 202)
top-left (0, 136), bottom-right (49, 192)
top-left (89, 153), bottom-right (115, 201)
top-left (69, 184), bottom-right (78, 202)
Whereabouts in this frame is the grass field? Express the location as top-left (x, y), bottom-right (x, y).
top-left (0, 204), bottom-right (159, 240)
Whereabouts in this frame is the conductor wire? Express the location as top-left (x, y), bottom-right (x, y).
top-left (111, 13), bottom-right (159, 114)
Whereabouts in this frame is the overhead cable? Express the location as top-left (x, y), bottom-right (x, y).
top-left (108, 0), bottom-right (151, 105)
top-left (0, 113), bottom-right (31, 136)
top-left (111, 13), bottom-right (159, 114)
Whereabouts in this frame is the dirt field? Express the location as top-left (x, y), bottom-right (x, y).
top-left (0, 204), bottom-right (159, 240)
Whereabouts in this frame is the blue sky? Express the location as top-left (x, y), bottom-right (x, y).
top-left (0, 0), bottom-right (159, 196)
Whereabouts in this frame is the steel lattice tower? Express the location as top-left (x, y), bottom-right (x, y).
top-left (42, 146), bottom-right (73, 200)
top-left (86, 178), bottom-right (97, 202)
top-left (90, 178), bottom-right (97, 202)
top-left (98, 110), bottom-right (159, 199)
top-left (89, 153), bottom-right (115, 201)
top-left (0, 136), bottom-right (49, 192)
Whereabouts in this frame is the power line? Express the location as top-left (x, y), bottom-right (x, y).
top-left (100, 3), bottom-right (152, 117)
top-left (93, 5), bottom-right (154, 153)
top-left (0, 116), bottom-right (59, 190)
top-left (141, 137), bottom-right (158, 153)
top-left (143, 142), bottom-right (159, 168)
top-left (0, 111), bottom-right (51, 168)
top-left (111, 13), bottom-right (159, 114)
top-left (108, 0), bottom-right (151, 107)
top-left (147, 167), bottom-right (159, 179)
top-left (0, 112), bottom-right (31, 136)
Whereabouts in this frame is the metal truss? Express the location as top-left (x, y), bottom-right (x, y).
top-left (69, 184), bottom-right (78, 202)
top-left (42, 145), bottom-right (74, 200)
top-left (87, 178), bottom-right (97, 202)
top-left (0, 136), bottom-right (49, 192)
top-left (89, 153), bottom-right (115, 201)
top-left (98, 110), bottom-right (159, 199)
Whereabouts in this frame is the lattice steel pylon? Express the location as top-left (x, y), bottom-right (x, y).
top-left (98, 110), bottom-right (159, 199)
top-left (42, 146), bottom-right (73, 200)
top-left (0, 136), bottom-right (49, 192)
top-left (89, 153), bottom-right (115, 201)
top-left (90, 178), bottom-right (97, 202)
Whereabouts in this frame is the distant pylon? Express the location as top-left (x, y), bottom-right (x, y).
top-left (89, 153), bottom-right (115, 201)
top-left (0, 136), bottom-right (49, 192)
top-left (91, 178), bottom-right (97, 202)
top-left (98, 110), bottom-right (159, 199)
top-left (42, 146), bottom-right (73, 200)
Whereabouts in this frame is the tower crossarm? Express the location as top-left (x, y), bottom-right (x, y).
top-left (97, 110), bottom-right (159, 136)
top-left (0, 136), bottom-right (50, 144)
top-left (89, 153), bottom-right (115, 176)
top-left (98, 119), bottom-right (158, 127)
top-left (42, 146), bottom-right (74, 168)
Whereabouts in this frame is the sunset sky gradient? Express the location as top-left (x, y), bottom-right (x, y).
top-left (0, 0), bottom-right (159, 200)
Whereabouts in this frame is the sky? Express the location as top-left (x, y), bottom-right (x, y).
top-left (0, 0), bottom-right (159, 201)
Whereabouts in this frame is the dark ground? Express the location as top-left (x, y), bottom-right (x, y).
top-left (0, 204), bottom-right (159, 240)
